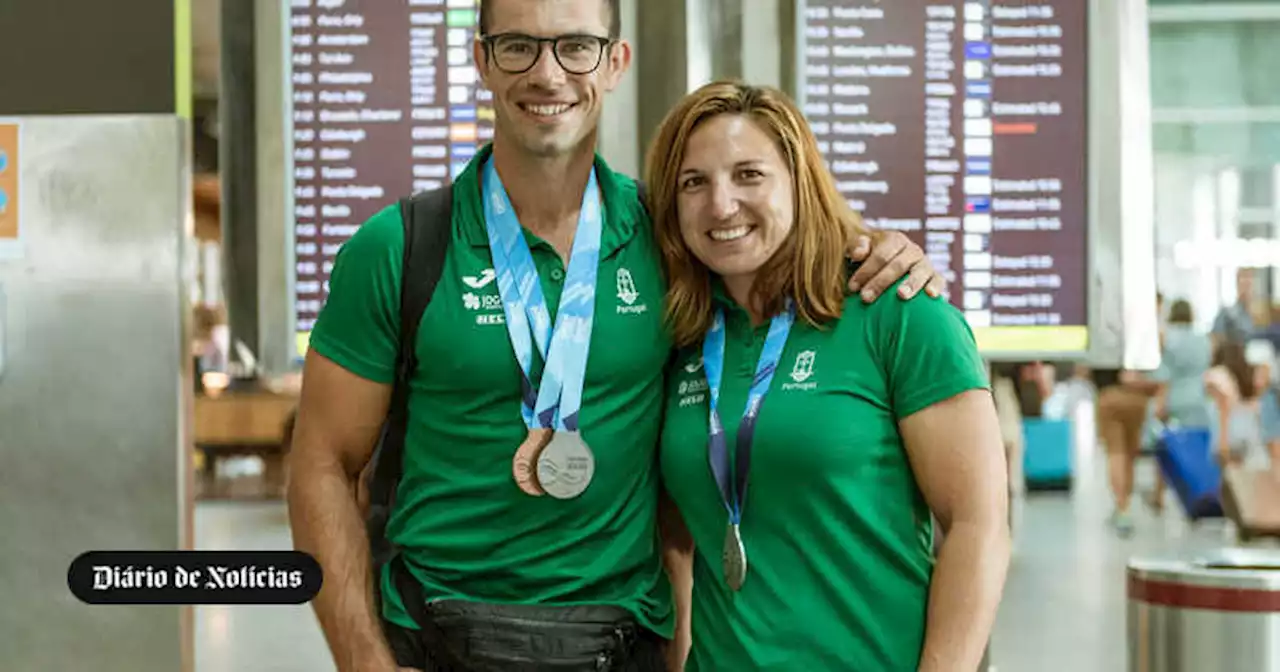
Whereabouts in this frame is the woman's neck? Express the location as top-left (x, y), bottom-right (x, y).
top-left (722, 273), bottom-right (764, 325)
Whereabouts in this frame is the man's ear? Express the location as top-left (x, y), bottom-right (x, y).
top-left (602, 39), bottom-right (633, 91)
top-left (473, 38), bottom-right (491, 86)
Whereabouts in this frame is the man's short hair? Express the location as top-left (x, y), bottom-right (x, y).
top-left (479, 0), bottom-right (622, 39)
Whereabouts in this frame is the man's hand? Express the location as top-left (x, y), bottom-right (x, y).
top-left (846, 231), bottom-right (945, 302)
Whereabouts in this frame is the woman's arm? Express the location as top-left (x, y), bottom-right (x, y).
top-left (898, 388), bottom-right (1011, 672)
top-left (658, 488), bottom-right (694, 671)
top-left (1205, 370), bottom-right (1234, 462)
top-left (1152, 383), bottom-right (1169, 422)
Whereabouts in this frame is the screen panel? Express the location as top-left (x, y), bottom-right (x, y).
top-left (288, 0), bottom-right (493, 356)
top-left (799, 1), bottom-right (1089, 356)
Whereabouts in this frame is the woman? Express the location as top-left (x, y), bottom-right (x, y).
top-left (1124, 299), bottom-right (1213, 523)
top-left (647, 81), bottom-right (1010, 671)
top-left (1205, 339), bottom-right (1262, 466)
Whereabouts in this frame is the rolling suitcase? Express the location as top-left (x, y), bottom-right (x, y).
top-left (1154, 427), bottom-right (1223, 520)
top-left (1221, 465), bottom-right (1280, 541)
top-left (1023, 418), bottom-right (1072, 491)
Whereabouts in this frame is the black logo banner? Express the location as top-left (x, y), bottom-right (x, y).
top-left (68, 551), bottom-right (323, 605)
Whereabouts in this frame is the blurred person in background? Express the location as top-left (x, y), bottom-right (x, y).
top-left (650, 81), bottom-right (1009, 672)
top-left (1096, 296), bottom-right (1192, 534)
top-left (1096, 370), bottom-right (1160, 534)
top-left (1213, 268), bottom-right (1259, 349)
top-left (1205, 339), bottom-right (1262, 467)
top-left (1258, 369), bottom-right (1280, 472)
top-left (990, 365), bottom-right (1026, 537)
top-left (193, 304), bottom-right (229, 392)
top-left (1143, 300), bottom-right (1216, 509)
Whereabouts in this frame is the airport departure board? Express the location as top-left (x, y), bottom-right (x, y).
top-left (289, 0), bottom-right (492, 353)
top-left (800, 1), bottom-right (1089, 353)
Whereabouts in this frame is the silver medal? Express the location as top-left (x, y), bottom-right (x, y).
top-left (722, 522), bottom-right (747, 591)
top-left (536, 431), bottom-right (596, 499)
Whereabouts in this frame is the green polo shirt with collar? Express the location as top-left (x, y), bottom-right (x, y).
top-left (307, 144), bottom-right (674, 636)
top-left (659, 280), bottom-right (989, 670)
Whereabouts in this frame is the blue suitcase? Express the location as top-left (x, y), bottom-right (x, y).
top-left (1154, 427), bottom-right (1223, 519)
top-left (1023, 418), bottom-right (1073, 491)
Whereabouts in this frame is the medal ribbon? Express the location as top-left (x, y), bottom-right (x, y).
top-left (702, 301), bottom-right (795, 525)
top-left (483, 159), bottom-right (602, 433)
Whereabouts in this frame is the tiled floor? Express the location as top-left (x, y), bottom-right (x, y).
top-left (194, 408), bottom-right (1261, 672)
top-left (195, 502), bottom-right (336, 672)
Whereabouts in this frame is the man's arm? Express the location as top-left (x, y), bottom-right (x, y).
top-left (846, 231), bottom-right (946, 302)
top-left (898, 389), bottom-right (1011, 672)
top-left (287, 351), bottom-right (398, 672)
top-left (658, 489), bottom-right (694, 672)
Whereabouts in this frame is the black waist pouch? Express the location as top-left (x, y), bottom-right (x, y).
top-left (390, 558), bottom-right (660, 672)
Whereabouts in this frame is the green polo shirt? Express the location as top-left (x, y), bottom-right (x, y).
top-left (659, 280), bottom-right (989, 670)
top-left (308, 145), bottom-right (674, 636)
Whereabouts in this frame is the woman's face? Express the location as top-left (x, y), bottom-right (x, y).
top-left (675, 114), bottom-right (795, 284)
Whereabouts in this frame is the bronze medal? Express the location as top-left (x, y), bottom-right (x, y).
top-left (513, 428), bottom-right (554, 496)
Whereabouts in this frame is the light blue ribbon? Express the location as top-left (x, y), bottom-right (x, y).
top-left (702, 301), bottom-right (795, 524)
top-left (482, 159), bottom-right (602, 432)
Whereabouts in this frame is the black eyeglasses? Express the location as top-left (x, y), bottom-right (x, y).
top-left (481, 33), bottom-right (614, 75)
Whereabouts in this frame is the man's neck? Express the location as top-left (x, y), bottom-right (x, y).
top-left (491, 137), bottom-right (597, 238)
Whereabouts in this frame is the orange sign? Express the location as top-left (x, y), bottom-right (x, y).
top-left (0, 123), bottom-right (17, 243)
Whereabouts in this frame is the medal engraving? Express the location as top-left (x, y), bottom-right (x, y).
top-left (722, 523), bottom-right (747, 591)
top-left (536, 431), bottom-right (596, 500)
top-left (513, 428), bottom-right (554, 496)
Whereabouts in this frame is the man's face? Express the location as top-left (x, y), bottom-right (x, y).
top-left (475, 0), bottom-right (631, 159)
top-left (1238, 270), bottom-right (1255, 302)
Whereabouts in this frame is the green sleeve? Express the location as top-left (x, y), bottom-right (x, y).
top-left (868, 280), bottom-right (991, 419)
top-left (307, 205), bottom-right (404, 385)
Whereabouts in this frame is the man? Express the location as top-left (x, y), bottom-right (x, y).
top-left (1213, 268), bottom-right (1259, 349)
top-left (286, 1), bottom-right (944, 670)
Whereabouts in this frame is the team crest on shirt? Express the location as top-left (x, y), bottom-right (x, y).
top-left (616, 268), bottom-right (648, 315)
top-left (782, 350), bottom-right (818, 391)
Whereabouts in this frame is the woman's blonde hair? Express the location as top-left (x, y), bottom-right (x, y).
top-left (642, 80), bottom-right (873, 348)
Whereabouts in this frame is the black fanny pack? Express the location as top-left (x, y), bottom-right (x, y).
top-left (389, 557), bottom-right (661, 671)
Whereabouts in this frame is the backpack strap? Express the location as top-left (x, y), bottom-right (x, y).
top-left (633, 178), bottom-right (648, 215)
top-left (366, 185), bottom-right (453, 568)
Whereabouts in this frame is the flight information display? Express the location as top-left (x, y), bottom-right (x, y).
top-left (288, 0), bottom-right (492, 355)
top-left (800, 0), bottom-right (1088, 353)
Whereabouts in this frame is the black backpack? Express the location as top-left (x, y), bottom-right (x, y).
top-left (363, 185), bottom-right (454, 618)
